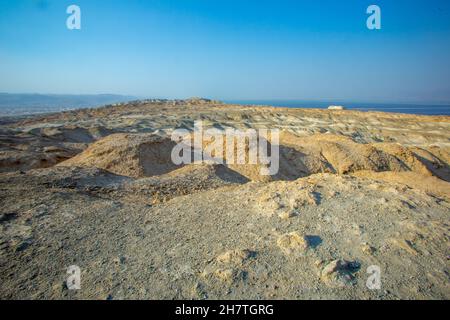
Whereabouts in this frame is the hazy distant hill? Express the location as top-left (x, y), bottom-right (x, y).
top-left (0, 93), bottom-right (136, 116)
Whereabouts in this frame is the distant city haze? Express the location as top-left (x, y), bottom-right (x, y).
top-left (1, 0), bottom-right (450, 104)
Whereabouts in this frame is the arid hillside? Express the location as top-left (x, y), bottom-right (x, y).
top-left (0, 99), bottom-right (449, 299)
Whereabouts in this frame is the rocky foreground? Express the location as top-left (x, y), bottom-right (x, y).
top-left (0, 99), bottom-right (449, 299)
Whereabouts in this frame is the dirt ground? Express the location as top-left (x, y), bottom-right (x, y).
top-left (1, 100), bottom-right (449, 299)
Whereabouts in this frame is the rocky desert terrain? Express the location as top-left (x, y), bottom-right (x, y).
top-left (0, 98), bottom-right (449, 299)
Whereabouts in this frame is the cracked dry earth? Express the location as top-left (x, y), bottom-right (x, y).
top-left (0, 100), bottom-right (449, 300)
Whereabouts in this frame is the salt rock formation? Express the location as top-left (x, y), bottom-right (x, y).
top-left (279, 132), bottom-right (450, 180)
top-left (58, 129), bottom-right (450, 186)
top-left (280, 132), bottom-right (407, 174)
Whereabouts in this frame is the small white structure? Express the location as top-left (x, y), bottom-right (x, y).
top-left (328, 105), bottom-right (345, 110)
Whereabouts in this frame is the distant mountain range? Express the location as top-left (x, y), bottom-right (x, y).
top-left (0, 93), bottom-right (136, 116)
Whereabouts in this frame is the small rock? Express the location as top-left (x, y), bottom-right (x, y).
top-left (320, 259), bottom-right (360, 287)
top-left (390, 238), bottom-right (418, 255)
top-left (0, 212), bottom-right (17, 223)
top-left (214, 268), bottom-right (244, 283)
top-left (321, 260), bottom-right (343, 276)
top-left (351, 223), bottom-right (364, 236)
top-left (43, 146), bottom-right (64, 153)
top-left (328, 191), bottom-right (338, 197)
top-left (277, 232), bottom-right (309, 255)
top-left (314, 259), bottom-right (324, 267)
top-left (216, 249), bottom-right (256, 265)
top-left (15, 238), bottom-right (33, 252)
top-left (192, 282), bottom-right (208, 299)
top-left (278, 210), bottom-right (296, 220)
top-left (113, 256), bottom-right (126, 265)
top-left (361, 243), bottom-right (376, 255)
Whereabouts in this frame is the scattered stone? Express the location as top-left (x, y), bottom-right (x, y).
top-left (216, 249), bottom-right (256, 265)
top-left (293, 190), bottom-right (320, 207)
top-left (351, 223), bottom-right (364, 236)
top-left (328, 190), bottom-right (338, 197)
top-left (314, 259), bottom-right (324, 267)
top-left (361, 242), bottom-right (376, 255)
top-left (277, 232), bottom-right (309, 255)
top-left (43, 146), bottom-right (65, 153)
top-left (214, 268), bottom-right (245, 283)
top-left (278, 210), bottom-right (295, 220)
top-left (191, 282), bottom-right (208, 299)
top-left (0, 212), bottom-right (17, 223)
top-left (15, 238), bottom-right (33, 252)
top-left (390, 238), bottom-right (418, 255)
top-left (113, 256), bottom-right (126, 265)
top-left (320, 259), bottom-right (360, 287)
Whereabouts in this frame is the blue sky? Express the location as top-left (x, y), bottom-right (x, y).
top-left (0, 0), bottom-right (450, 103)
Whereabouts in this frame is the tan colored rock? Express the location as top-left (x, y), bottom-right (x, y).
top-left (390, 238), bottom-right (419, 256)
top-left (213, 268), bottom-right (243, 283)
top-left (321, 260), bottom-right (343, 277)
top-left (361, 243), bottom-right (376, 255)
top-left (278, 210), bottom-right (295, 220)
top-left (353, 171), bottom-right (450, 199)
top-left (277, 232), bottom-right (309, 255)
top-left (58, 133), bottom-right (180, 178)
top-left (320, 259), bottom-right (359, 287)
top-left (216, 249), bottom-right (255, 265)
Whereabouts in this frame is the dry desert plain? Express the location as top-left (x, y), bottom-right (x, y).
top-left (0, 98), bottom-right (449, 299)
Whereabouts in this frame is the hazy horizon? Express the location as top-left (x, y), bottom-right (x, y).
top-left (2, 92), bottom-right (450, 106)
top-left (1, 93), bottom-right (449, 118)
top-left (1, 1), bottom-right (450, 103)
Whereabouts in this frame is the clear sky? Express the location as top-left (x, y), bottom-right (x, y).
top-left (1, 0), bottom-right (450, 103)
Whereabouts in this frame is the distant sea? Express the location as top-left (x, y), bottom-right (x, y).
top-left (0, 93), bottom-right (136, 117)
top-left (1, 94), bottom-right (449, 117)
top-left (226, 100), bottom-right (450, 116)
